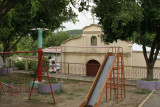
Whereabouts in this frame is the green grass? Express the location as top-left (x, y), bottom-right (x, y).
top-left (55, 89), bottom-right (67, 95)
top-left (0, 74), bottom-right (31, 84)
top-left (0, 78), bottom-right (10, 83)
top-left (74, 88), bottom-right (85, 92)
top-left (63, 79), bottom-right (80, 83)
top-left (141, 78), bottom-right (159, 81)
top-left (134, 90), bottom-right (151, 95)
top-left (38, 92), bottom-right (52, 95)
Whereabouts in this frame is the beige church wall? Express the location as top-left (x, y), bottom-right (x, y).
top-left (85, 53), bottom-right (105, 65)
top-left (132, 51), bottom-right (160, 67)
top-left (123, 55), bottom-right (132, 66)
top-left (83, 35), bottom-right (132, 54)
top-left (61, 51), bottom-right (132, 75)
top-left (108, 40), bottom-right (132, 53)
top-left (61, 36), bottom-right (85, 53)
top-left (62, 24), bottom-right (132, 55)
top-left (61, 52), bottom-right (105, 75)
top-left (84, 34), bottom-right (102, 46)
top-left (62, 53), bottom-right (84, 63)
top-left (82, 24), bottom-right (102, 32)
top-left (61, 53), bottom-right (86, 75)
top-left (62, 36), bottom-right (83, 46)
top-left (82, 25), bottom-right (132, 52)
top-left (84, 53), bottom-right (131, 66)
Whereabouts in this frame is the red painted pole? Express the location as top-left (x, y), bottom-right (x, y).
top-left (38, 29), bottom-right (43, 82)
top-left (42, 52), bottom-right (56, 104)
top-left (38, 48), bottom-right (42, 82)
top-left (0, 81), bottom-right (5, 94)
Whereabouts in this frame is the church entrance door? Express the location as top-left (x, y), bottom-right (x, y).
top-left (86, 60), bottom-right (100, 76)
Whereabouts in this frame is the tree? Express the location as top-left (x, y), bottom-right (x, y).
top-left (43, 32), bottom-right (71, 47)
top-left (15, 31), bottom-right (78, 53)
top-left (0, 0), bottom-right (20, 24)
top-left (0, 0), bottom-right (90, 24)
top-left (65, 29), bottom-right (82, 36)
top-left (43, 31), bottom-right (80, 48)
top-left (0, 0), bottom-right (77, 65)
top-left (15, 36), bottom-right (37, 55)
top-left (93, 0), bottom-right (160, 80)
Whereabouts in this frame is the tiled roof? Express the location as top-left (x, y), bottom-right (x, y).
top-left (43, 46), bottom-right (61, 53)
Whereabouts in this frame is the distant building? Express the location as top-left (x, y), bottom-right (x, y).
top-left (43, 46), bottom-right (61, 62)
top-left (61, 24), bottom-right (160, 76)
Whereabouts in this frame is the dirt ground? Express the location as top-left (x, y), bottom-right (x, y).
top-left (0, 73), bottom-right (149, 107)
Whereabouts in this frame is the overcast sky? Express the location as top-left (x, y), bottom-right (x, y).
top-left (62, 2), bottom-right (99, 31)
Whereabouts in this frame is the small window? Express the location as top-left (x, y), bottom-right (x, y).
top-left (91, 36), bottom-right (97, 46)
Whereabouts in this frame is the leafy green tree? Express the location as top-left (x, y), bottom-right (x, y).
top-left (0, 0), bottom-right (20, 24)
top-left (0, 0), bottom-right (90, 24)
top-left (43, 31), bottom-right (75, 47)
top-left (93, 0), bottom-right (160, 80)
top-left (16, 36), bottom-right (37, 54)
top-left (65, 29), bottom-right (82, 36)
top-left (15, 31), bottom-right (78, 54)
top-left (0, 0), bottom-right (77, 64)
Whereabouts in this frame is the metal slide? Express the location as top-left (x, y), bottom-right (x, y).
top-left (80, 55), bottom-right (115, 107)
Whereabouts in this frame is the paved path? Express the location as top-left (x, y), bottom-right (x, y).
top-left (142, 90), bottom-right (160, 107)
top-left (50, 73), bottom-right (136, 85)
top-left (13, 70), bottom-right (136, 85)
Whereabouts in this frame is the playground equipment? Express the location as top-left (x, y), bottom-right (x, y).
top-left (0, 50), bottom-right (56, 104)
top-left (0, 81), bottom-right (5, 94)
top-left (80, 47), bottom-right (125, 107)
top-left (0, 81), bottom-right (20, 96)
top-left (28, 50), bottom-right (56, 104)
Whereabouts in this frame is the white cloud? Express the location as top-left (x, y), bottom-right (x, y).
top-left (62, 1), bottom-right (99, 31)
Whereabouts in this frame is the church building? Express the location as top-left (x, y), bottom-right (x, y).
top-left (61, 24), bottom-right (160, 76)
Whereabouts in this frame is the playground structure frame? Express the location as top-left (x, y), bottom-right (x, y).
top-left (80, 47), bottom-right (125, 107)
top-left (0, 50), bottom-right (56, 104)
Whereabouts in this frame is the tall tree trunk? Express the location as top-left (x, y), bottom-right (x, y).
top-left (2, 41), bottom-right (8, 68)
top-left (2, 54), bottom-right (5, 63)
top-left (146, 63), bottom-right (154, 81)
top-left (140, 32), bottom-right (160, 81)
top-left (1, 33), bottom-right (24, 68)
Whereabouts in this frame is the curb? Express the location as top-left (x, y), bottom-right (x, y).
top-left (138, 90), bottom-right (155, 107)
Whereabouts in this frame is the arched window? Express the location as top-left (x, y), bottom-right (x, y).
top-left (91, 36), bottom-right (97, 46)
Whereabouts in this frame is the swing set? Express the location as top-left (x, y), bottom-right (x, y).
top-left (0, 50), bottom-right (56, 104)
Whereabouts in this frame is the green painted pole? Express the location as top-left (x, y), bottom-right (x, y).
top-left (38, 30), bottom-right (42, 48)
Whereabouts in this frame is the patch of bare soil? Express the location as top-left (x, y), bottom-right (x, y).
top-left (0, 73), bottom-right (148, 107)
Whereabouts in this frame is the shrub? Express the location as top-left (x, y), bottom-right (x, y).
top-left (28, 57), bottom-right (49, 76)
top-left (13, 59), bottom-right (25, 70)
top-left (28, 60), bottom-right (37, 71)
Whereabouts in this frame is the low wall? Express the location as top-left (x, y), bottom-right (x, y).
top-left (136, 80), bottom-right (160, 90)
top-left (38, 83), bottom-right (62, 93)
top-left (0, 68), bottom-right (13, 75)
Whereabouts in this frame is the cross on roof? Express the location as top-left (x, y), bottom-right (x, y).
top-left (92, 14), bottom-right (95, 24)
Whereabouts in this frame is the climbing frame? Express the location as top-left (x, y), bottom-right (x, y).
top-left (106, 50), bottom-right (125, 103)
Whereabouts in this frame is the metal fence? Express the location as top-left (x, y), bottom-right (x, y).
top-left (61, 62), bottom-right (86, 76)
top-left (124, 66), bottom-right (160, 79)
top-left (60, 62), bottom-right (160, 79)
